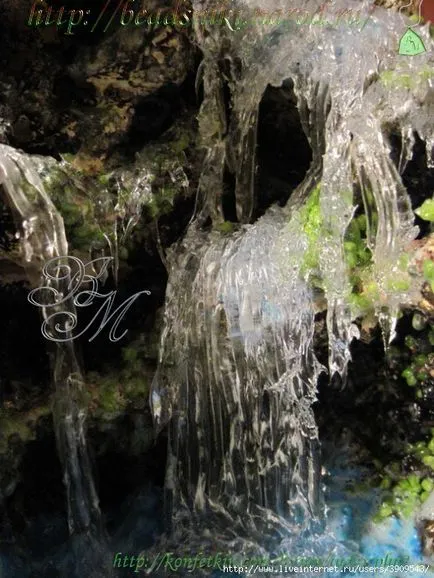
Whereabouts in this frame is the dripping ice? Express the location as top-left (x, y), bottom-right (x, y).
top-left (0, 146), bottom-right (111, 575)
top-left (152, 0), bottom-right (433, 558)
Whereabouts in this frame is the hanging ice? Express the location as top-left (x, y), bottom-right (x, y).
top-left (152, 0), bottom-right (433, 556)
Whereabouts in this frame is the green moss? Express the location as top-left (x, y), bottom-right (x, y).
top-left (349, 292), bottom-right (372, 311)
top-left (392, 475), bottom-right (421, 516)
top-left (43, 167), bottom-right (109, 252)
top-left (73, 223), bottom-right (105, 249)
top-left (99, 381), bottom-right (123, 413)
top-left (344, 209), bottom-right (413, 317)
top-left (21, 180), bottom-right (41, 204)
top-left (98, 173), bottom-right (112, 186)
top-left (402, 367), bottom-right (417, 386)
top-left (344, 215), bottom-right (372, 272)
top-left (294, 185), bottom-right (414, 319)
top-left (411, 431), bottom-right (434, 471)
top-left (375, 473), bottom-right (434, 522)
top-left (398, 254), bottom-right (410, 272)
top-left (86, 371), bottom-right (123, 415)
top-left (379, 68), bottom-right (434, 90)
top-left (375, 424), bottom-right (434, 520)
top-left (299, 184), bottom-right (323, 274)
top-left (216, 221), bottom-right (235, 234)
top-left (420, 67), bottom-right (434, 81)
top-left (368, 322), bottom-right (434, 523)
top-left (147, 185), bottom-right (179, 219)
top-left (123, 376), bottom-right (148, 401)
top-left (415, 199), bottom-right (434, 222)
top-left (386, 278), bottom-right (411, 292)
top-left (86, 336), bottom-right (150, 418)
top-left (119, 339), bottom-right (150, 396)
top-left (296, 187), bottom-right (376, 303)
top-left (379, 71), bottom-right (393, 86)
top-left (400, 323), bottom-right (434, 391)
top-left (405, 334), bottom-right (417, 350)
top-left (0, 405), bottom-right (51, 453)
top-left (172, 132), bottom-right (191, 154)
top-left (342, 213), bottom-right (377, 316)
top-left (122, 345), bottom-right (138, 363)
top-left (423, 259), bottom-right (434, 292)
top-left (0, 413), bottom-right (32, 452)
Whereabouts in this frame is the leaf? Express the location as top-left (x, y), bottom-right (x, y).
top-left (423, 259), bottom-right (434, 282)
top-left (422, 455), bottom-right (434, 470)
top-left (402, 368), bottom-right (417, 386)
top-left (407, 474), bottom-right (421, 490)
top-left (378, 502), bottom-right (393, 518)
top-left (415, 199), bottom-right (434, 222)
top-left (421, 478), bottom-right (434, 492)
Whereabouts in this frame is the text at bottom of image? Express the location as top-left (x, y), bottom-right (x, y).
top-left (112, 552), bottom-right (430, 574)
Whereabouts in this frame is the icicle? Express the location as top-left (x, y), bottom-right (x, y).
top-left (0, 146), bottom-right (107, 570)
top-left (152, 0), bottom-right (433, 556)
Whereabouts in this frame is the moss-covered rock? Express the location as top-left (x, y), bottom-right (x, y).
top-left (0, 337), bottom-right (156, 501)
top-left (134, 117), bottom-right (197, 221)
top-left (0, 402), bottom-right (52, 503)
top-left (86, 335), bottom-right (153, 421)
top-left (0, 404), bottom-right (51, 455)
top-left (42, 162), bottom-right (112, 255)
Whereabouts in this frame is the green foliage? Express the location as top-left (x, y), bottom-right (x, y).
top-left (43, 167), bottom-right (108, 251)
top-left (99, 380), bottom-right (122, 413)
top-left (122, 344), bottom-right (138, 363)
top-left (386, 278), bottom-right (411, 292)
top-left (119, 338), bottom-right (149, 401)
top-left (401, 367), bottom-right (417, 386)
top-left (343, 214), bottom-right (377, 315)
top-left (410, 431), bottom-right (434, 474)
top-left (0, 411), bottom-right (33, 452)
top-left (401, 320), bottom-right (433, 398)
top-left (345, 212), bottom-right (413, 315)
top-left (374, 332), bottom-right (434, 522)
top-left (137, 118), bottom-right (196, 221)
top-left (216, 221), bottom-right (235, 234)
top-left (379, 68), bottom-right (434, 90)
top-left (423, 259), bottom-right (434, 292)
top-left (0, 405), bottom-right (51, 453)
top-left (376, 474), bottom-right (431, 521)
top-left (344, 215), bottom-right (372, 269)
top-left (98, 173), bottom-right (112, 186)
top-left (375, 431), bottom-right (434, 521)
top-left (299, 184), bottom-right (323, 273)
top-left (171, 132), bottom-right (191, 154)
top-left (297, 186), bottom-right (412, 314)
top-left (87, 337), bottom-right (150, 418)
top-left (348, 292), bottom-right (372, 312)
top-left (415, 199), bottom-right (434, 222)
top-left (384, 251), bottom-right (412, 293)
top-left (147, 185), bottom-right (178, 219)
top-left (405, 334), bottom-right (417, 351)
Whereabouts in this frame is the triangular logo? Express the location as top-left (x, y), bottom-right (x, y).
top-left (399, 28), bottom-right (426, 55)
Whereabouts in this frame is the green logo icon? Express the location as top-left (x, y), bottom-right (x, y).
top-left (398, 28), bottom-right (426, 55)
